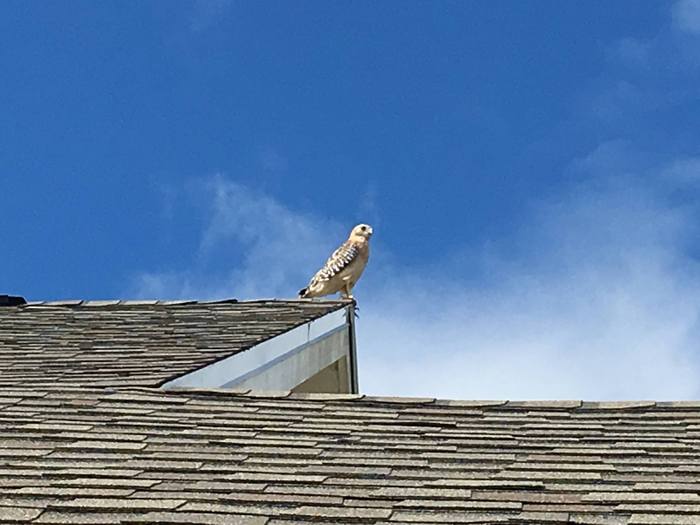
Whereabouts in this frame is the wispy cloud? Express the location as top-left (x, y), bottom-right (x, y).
top-left (673, 0), bottom-right (700, 35)
top-left (610, 38), bottom-right (652, 68)
top-left (664, 157), bottom-right (700, 184)
top-left (131, 150), bottom-right (700, 400)
top-left (597, 0), bottom-right (700, 131)
top-left (359, 148), bottom-right (700, 400)
top-left (131, 1), bottom-right (700, 400)
top-left (131, 175), bottom-right (343, 300)
top-left (259, 147), bottom-right (289, 173)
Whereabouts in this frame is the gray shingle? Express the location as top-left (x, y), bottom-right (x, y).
top-left (389, 511), bottom-right (515, 523)
top-left (628, 515), bottom-right (700, 524)
top-left (4, 387), bottom-right (699, 522)
top-left (2, 297), bottom-right (700, 524)
top-left (0, 507), bottom-right (44, 522)
top-left (47, 498), bottom-right (186, 510)
top-left (0, 388), bottom-right (700, 525)
top-left (34, 512), bottom-right (148, 524)
top-left (0, 300), bottom-right (346, 388)
top-left (127, 513), bottom-right (268, 524)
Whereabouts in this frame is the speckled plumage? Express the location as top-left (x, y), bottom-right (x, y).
top-left (299, 224), bottom-right (373, 300)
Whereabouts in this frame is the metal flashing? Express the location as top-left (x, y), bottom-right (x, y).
top-left (346, 304), bottom-right (360, 394)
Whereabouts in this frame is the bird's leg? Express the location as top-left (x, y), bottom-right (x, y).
top-left (342, 283), bottom-right (354, 301)
top-left (339, 284), bottom-right (359, 315)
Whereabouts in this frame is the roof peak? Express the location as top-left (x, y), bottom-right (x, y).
top-left (17, 298), bottom-right (352, 308)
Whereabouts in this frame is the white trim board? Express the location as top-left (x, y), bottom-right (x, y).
top-left (232, 327), bottom-right (350, 391)
top-left (160, 307), bottom-right (351, 390)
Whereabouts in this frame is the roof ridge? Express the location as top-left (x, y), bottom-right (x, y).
top-left (18, 298), bottom-right (351, 308)
top-left (158, 387), bottom-right (679, 409)
top-left (4, 385), bottom-right (699, 409)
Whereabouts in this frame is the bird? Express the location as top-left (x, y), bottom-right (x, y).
top-left (299, 224), bottom-right (373, 300)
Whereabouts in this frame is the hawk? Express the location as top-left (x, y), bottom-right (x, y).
top-left (299, 224), bottom-right (373, 300)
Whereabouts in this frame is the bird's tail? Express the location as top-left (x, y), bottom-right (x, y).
top-left (298, 287), bottom-right (308, 298)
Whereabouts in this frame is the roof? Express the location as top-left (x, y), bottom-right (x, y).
top-left (1, 387), bottom-right (699, 525)
top-left (0, 300), bottom-right (347, 388)
top-left (2, 297), bottom-right (698, 524)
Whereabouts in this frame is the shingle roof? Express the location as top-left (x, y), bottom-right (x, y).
top-left (3, 298), bottom-right (698, 524)
top-left (0, 300), bottom-right (347, 388)
top-left (1, 387), bottom-right (699, 524)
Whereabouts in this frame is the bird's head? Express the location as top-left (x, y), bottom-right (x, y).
top-left (350, 223), bottom-right (373, 242)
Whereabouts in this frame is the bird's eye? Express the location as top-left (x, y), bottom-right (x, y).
top-left (360, 226), bottom-right (366, 231)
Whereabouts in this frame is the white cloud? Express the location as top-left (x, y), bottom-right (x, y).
top-left (663, 157), bottom-right (700, 183)
top-left (598, 1), bottom-right (700, 131)
top-left (132, 154), bottom-right (700, 400)
top-left (131, 175), bottom-right (344, 300)
top-left (358, 160), bottom-right (700, 400)
top-left (611, 37), bottom-right (652, 68)
top-left (673, 0), bottom-right (700, 34)
top-left (259, 147), bottom-right (289, 173)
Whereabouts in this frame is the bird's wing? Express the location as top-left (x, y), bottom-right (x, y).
top-left (311, 241), bottom-right (359, 283)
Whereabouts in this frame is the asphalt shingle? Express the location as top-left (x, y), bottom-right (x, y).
top-left (0, 388), bottom-right (699, 523)
top-left (0, 300), bottom-right (347, 388)
top-left (2, 298), bottom-right (699, 524)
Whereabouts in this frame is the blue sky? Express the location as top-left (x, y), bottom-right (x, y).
top-left (3, 1), bottom-right (700, 399)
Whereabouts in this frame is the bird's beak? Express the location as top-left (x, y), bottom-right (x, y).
top-left (368, 226), bottom-right (374, 235)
